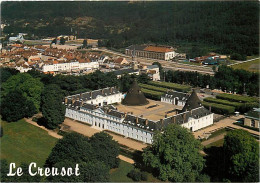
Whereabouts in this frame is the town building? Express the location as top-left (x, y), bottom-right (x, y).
top-left (113, 68), bottom-right (140, 79)
top-left (141, 65), bottom-right (160, 81)
top-left (41, 60), bottom-right (99, 74)
top-left (244, 108), bottom-right (259, 128)
top-left (125, 45), bottom-right (177, 61)
top-left (161, 90), bottom-right (189, 106)
top-left (64, 84), bottom-right (214, 144)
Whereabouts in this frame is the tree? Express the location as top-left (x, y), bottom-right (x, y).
top-left (90, 132), bottom-right (120, 168)
top-left (0, 67), bottom-right (19, 83)
top-left (45, 132), bottom-right (93, 167)
top-left (79, 161), bottom-right (110, 182)
top-left (51, 38), bottom-right (57, 44)
top-left (45, 132), bottom-right (111, 182)
top-left (82, 39), bottom-right (87, 48)
top-left (137, 73), bottom-right (151, 84)
top-left (14, 163), bottom-right (41, 182)
top-left (119, 73), bottom-right (134, 92)
top-left (1, 73), bottom-right (44, 111)
top-left (223, 129), bottom-right (259, 182)
top-left (60, 37), bottom-right (65, 45)
top-left (0, 159), bottom-right (11, 182)
top-left (143, 124), bottom-right (205, 182)
top-left (41, 84), bottom-right (65, 129)
top-left (1, 90), bottom-right (37, 122)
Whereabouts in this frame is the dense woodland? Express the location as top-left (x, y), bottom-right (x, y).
top-left (2, 1), bottom-right (259, 57)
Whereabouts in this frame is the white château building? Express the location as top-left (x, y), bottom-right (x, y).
top-left (64, 87), bottom-right (214, 144)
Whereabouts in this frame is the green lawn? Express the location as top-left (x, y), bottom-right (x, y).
top-left (231, 58), bottom-right (260, 72)
top-left (110, 160), bottom-right (160, 182)
top-left (205, 139), bottom-right (224, 148)
top-left (0, 119), bottom-right (58, 167)
top-left (110, 160), bottom-right (134, 182)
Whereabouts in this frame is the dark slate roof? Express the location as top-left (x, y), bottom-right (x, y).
top-left (159, 107), bottom-right (211, 130)
top-left (122, 80), bottom-right (149, 106)
top-left (82, 103), bottom-right (97, 110)
top-left (66, 87), bottom-right (120, 103)
top-left (245, 108), bottom-right (260, 120)
top-left (162, 90), bottom-right (189, 101)
top-left (147, 65), bottom-right (159, 69)
top-left (113, 68), bottom-right (139, 76)
top-left (181, 90), bottom-right (202, 112)
top-left (107, 110), bottom-right (125, 119)
top-left (123, 114), bottom-right (158, 132)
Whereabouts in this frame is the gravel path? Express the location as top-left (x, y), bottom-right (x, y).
top-left (63, 118), bottom-right (147, 151)
top-left (24, 118), bottom-right (63, 139)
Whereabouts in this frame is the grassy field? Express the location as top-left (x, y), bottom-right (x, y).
top-left (0, 119), bottom-right (58, 167)
top-left (110, 160), bottom-right (134, 182)
top-left (110, 160), bottom-right (160, 182)
top-left (231, 58), bottom-right (260, 72)
top-left (205, 139), bottom-right (224, 148)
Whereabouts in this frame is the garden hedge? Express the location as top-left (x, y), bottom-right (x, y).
top-left (141, 88), bottom-right (164, 100)
top-left (139, 83), bottom-right (168, 93)
top-left (204, 97), bottom-right (244, 111)
top-left (202, 101), bottom-right (235, 115)
top-left (216, 93), bottom-right (257, 103)
top-left (148, 81), bottom-right (191, 93)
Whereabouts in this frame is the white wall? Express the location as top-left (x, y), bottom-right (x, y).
top-left (86, 93), bottom-right (123, 106)
top-left (161, 96), bottom-right (185, 106)
top-left (65, 107), bottom-right (154, 144)
top-left (181, 113), bottom-right (214, 131)
top-left (165, 51), bottom-right (176, 60)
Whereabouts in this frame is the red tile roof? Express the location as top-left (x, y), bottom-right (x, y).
top-left (144, 46), bottom-right (174, 53)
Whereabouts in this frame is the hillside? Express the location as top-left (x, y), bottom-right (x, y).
top-left (1, 1), bottom-right (259, 56)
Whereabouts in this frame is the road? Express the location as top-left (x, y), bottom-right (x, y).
top-left (24, 117), bottom-right (136, 164)
top-left (96, 48), bottom-right (215, 75)
top-left (193, 115), bottom-right (259, 146)
top-left (228, 57), bottom-right (260, 67)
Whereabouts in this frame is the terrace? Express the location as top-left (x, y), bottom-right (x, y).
top-left (116, 99), bottom-right (182, 121)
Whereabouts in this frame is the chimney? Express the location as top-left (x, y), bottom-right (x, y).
top-left (72, 97), bottom-right (75, 105)
top-left (102, 89), bottom-right (104, 95)
top-left (124, 112), bottom-right (127, 118)
top-left (172, 117), bottom-right (176, 123)
top-left (183, 113), bottom-right (187, 121)
top-left (136, 117), bottom-right (139, 124)
top-left (110, 87), bottom-right (113, 93)
top-left (209, 106), bottom-right (212, 112)
top-left (160, 119), bottom-right (163, 124)
top-left (145, 119), bottom-right (148, 126)
top-left (80, 93), bottom-right (82, 98)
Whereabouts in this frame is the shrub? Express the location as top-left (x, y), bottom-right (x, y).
top-left (204, 97), bottom-right (244, 111)
top-left (202, 101), bottom-right (235, 115)
top-left (141, 88), bottom-right (163, 100)
top-left (127, 169), bottom-right (147, 181)
top-left (148, 81), bottom-right (191, 93)
top-left (216, 93), bottom-right (257, 103)
top-left (139, 83), bottom-right (168, 93)
top-left (141, 172), bottom-right (148, 181)
top-left (230, 53), bottom-right (247, 61)
top-left (127, 169), bottom-right (141, 181)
